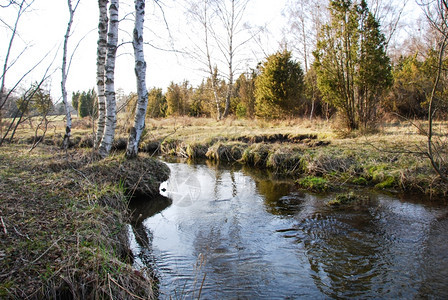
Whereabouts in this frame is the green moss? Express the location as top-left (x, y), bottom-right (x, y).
top-left (375, 176), bottom-right (396, 189)
top-left (352, 176), bottom-right (368, 185)
top-left (298, 176), bottom-right (329, 192)
top-left (0, 281), bottom-right (14, 297)
top-left (367, 164), bottom-right (388, 181)
top-left (328, 192), bottom-right (368, 206)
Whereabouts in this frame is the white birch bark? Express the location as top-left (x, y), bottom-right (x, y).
top-left (95, 0), bottom-right (109, 149)
top-left (126, 0), bottom-right (148, 158)
top-left (203, 0), bottom-right (222, 120)
top-left (61, 0), bottom-right (79, 150)
top-left (98, 0), bottom-right (119, 157)
top-left (0, 1), bottom-right (24, 130)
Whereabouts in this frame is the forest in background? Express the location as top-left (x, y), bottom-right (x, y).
top-left (1, 0), bottom-right (447, 166)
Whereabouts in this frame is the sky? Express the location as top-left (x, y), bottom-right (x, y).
top-left (0, 0), bottom-right (423, 103)
top-left (0, 0), bottom-right (287, 102)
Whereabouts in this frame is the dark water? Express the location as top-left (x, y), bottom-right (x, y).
top-left (129, 160), bottom-right (448, 299)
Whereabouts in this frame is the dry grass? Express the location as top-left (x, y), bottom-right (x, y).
top-left (3, 115), bottom-right (448, 196)
top-left (0, 144), bottom-right (166, 299)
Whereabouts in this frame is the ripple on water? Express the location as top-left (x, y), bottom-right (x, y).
top-left (130, 161), bottom-right (448, 299)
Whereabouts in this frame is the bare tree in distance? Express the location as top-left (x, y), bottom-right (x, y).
top-left (213, 0), bottom-right (250, 118)
top-left (187, 0), bottom-right (223, 120)
top-left (417, 0), bottom-right (448, 183)
top-left (1, 55), bottom-right (58, 146)
top-left (186, 0), bottom-right (255, 120)
top-left (284, 0), bottom-right (328, 72)
top-left (0, 0), bottom-right (35, 136)
top-left (61, 0), bottom-right (81, 151)
top-left (368, 0), bottom-right (410, 52)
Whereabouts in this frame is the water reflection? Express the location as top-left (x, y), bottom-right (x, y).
top-left (130, 161), bottom-right (448, 299)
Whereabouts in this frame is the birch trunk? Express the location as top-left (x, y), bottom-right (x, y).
top-left (98, 0), bottom-right (119, 157)
top-left (95, 0), bottom-right (109, 149)
top-left (203, 0), bottom-right (222, 120)
top-left (126, 0), bottom-right (148, 158)
top-left (222, 0), bottom-right (235, 118)
top-left (0, 1), bottom-right (25, 138)
top-left (61, 0), bottom-right (79, 150)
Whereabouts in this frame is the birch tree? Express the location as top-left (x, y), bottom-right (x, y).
top-left (187, 0), bottom-right (252, 120)
top-left (98, 0), bottom-right (119, 158)
top-left (95, 0), bottom-right (109, 149)
top-left (61, 0), bottom-right (80, 150)
top-left (284, 0), bottom-right (328, 72)
top-left (215, 0), bottom-right (250, 118)
top-left (126, 0), bottom-right (148, 158)
top-left (189, 0), bottom-right (223, 120)
top-left (0, 0), bottom-right (34, 137)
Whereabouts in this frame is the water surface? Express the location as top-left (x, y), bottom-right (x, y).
top-left (129, 160), bottom-right (448, 299)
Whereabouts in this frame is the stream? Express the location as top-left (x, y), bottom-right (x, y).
top-left (129, 160), bottom-right (448, 299)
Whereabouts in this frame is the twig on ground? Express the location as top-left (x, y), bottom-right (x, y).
top-left (13, 225), bottom-right (30, 240)
top-left (1, 216), bottom-right (7, 234)
top-left (31, 237), bottom-right (62, 264)
top-left (108, 274), bottom-right (147, 300)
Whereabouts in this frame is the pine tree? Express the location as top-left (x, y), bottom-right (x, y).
top-left (314, 0), bottom-right (392, 130)
top-left (255, 50), bottom-right (304, 119)
top-left (356, 0), bottom-right (392, 128)
top-left (77, 89), bottom-right (97, 118)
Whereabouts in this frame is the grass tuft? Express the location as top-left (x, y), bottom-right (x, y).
top-left (298, 176), bottom-right (330, 192)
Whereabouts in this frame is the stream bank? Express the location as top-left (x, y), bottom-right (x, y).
top-left (0, 144), bottom-right (168, 298)
top-left (142, 135), bottom-right (448, 197)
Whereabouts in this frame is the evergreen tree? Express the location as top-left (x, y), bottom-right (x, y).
top-left (235, 71), bottom-right (256, 118)
top-left (71, 91), bottom-right (81, 112)
top-left (384, 54), bottom-right (430, 118)
top-left (314, 0), bottom-right (392, 130)
top-left (255, 50), bottom-right (304, 119)
top-left (166, 82), bottom-right (182, 116)
top-left (357, 0), bottom-right (392, 127)
top-left (147, 88), bottom-right (167, 118)
top-left (190, 80), bottom-right (211, 117)
top-left (78, 89), bottom-right (97, 118)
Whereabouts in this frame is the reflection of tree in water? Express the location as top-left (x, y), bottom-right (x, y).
top-left (256, 180), bottom-right (300, 216)
top-left (189, 165), bottom-right (268, 298)
top-left (417, 215), bottom-right (448, 299)
top-left (128, 195), bottom-right (172, 273)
